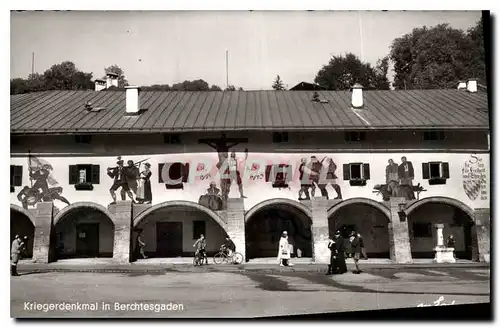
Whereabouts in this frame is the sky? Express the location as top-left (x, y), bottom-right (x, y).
top-left (10, 10), bottom-right (482, 90)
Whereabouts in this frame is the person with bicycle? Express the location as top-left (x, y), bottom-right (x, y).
top-left (193, 234), bottom-right (208, 265)
top-left (221, 236), bottom-right (236, 257)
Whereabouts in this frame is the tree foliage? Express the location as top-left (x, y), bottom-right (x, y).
top-left (390, 19), bottom-right (485, 89)
top-left (314, 53), bottom-right (390, 90)
top-left (10, 61), bottom-right (94, 94)
top-left (272, 75), bottom-right (285, 90)
top-left (141, 80), bottom-right (224, 91)
top-left (104, 64), bottom-right (128, 88)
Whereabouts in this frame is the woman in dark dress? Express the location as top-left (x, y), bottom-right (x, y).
top-left (136, 163), bottom-right (152, 204)
top-left (333, 231), bottom-right (347, 274)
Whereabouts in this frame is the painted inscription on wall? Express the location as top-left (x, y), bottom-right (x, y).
top-left (462, 155), bottom-right (487, 201)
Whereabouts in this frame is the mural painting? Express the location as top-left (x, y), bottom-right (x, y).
top-left (373, 156), bottom-right (426, 201)
top-left (17, 155), bottom-right (70, 209)
top-left (136, 162), bottom-right (152, 204)
top-left (199, 134), bottom-right (249, 201)
top-left (297, 156), bottom-right (342, 200)
top-left (198, 182), bottom-right (224, 211)
top-left (462, 155), bottom-right (488, 201)
top-left (107, 156), bottom-right (150, 204)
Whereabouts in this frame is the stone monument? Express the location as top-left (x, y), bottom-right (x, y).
top-left (433, 223), bottom-right (456, 263)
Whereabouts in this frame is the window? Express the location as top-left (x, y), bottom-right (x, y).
top-left (344, 131), bottom-right (366, 142)
top-left (69, 164), bottom-right (100, 190)
top-left (163, 134), bottom-right (181, 144)
top-left (422, 162), bottom-right (449, 185)
top-left (265, 164), bottom-right (292, 188)
top-left (343, 163), bottom-right (370, 186)
top-left (159, 162), bottom-right (190, 189)
top-left (272, 132), bottom-right (289, 143)
top-left (193, 221), bottom-right (206, 239)
top-left (423, 131), bottom-right (446, 141)
top-left (75, 135), bottom-right (92, 144)
top-left (413, 223), bottom-right (432, 238)
top-left (10, 165), bottom-right (23, 192)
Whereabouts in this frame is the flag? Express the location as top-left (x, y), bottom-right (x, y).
top-left (28, 156), bottom-right (59, 186)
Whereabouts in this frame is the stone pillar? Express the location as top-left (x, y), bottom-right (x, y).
top-left (226, 198), bottom-right (246, 262)
top-left (311, 197), bottom-right (330, 264)
top-left (389, 197), bottom-right (412, 263)
top-left (435, 223), bottom-right (444, 247)
top-left (112, 201), bottom-right (132, 263)
top-left (32, 202), bottom-right (53, 263)
top-left (433, 223), bottom-right (455, 263)
top-left (474, 208), bottom-right (490, 263)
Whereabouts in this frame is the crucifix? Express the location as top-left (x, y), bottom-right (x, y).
top-left (199, 133), bottom-right (249, 201)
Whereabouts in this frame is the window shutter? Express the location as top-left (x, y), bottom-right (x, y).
top-left (91, 165), bottom-right (100, 184)
top-left (158, 163), bottom-right (165, 183)
top-left (10, 165), bottom-right (14, 187)
top-left (362, 163), bottom-right (370, 180)
top-left (265, 165), bottom-right (273, 182)
top-left (422, 162), bottom-right (430, 179)
top-left (182, 163), bottom-right (190, 183)
top-left (14, 166), bottom-right (23, 186)
top-left (441, 162), bottom-right (450, 179)
top-left (343, 164), bottom-right (350, 180)
top-left (283, 164), bottom-right (292, 182)
top-left (69, 165), bottom-right (79, 185)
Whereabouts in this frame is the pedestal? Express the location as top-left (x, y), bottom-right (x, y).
top-left (112, 201), bottom-right (132, 263)
top-left (388, 198), bottom-right (412, 263)
top-left (311, 197), bottom-right (330, 264)
top-left (434, 247), bottom-right (456, 263)
top-left (33, 202), bottom-right (54, 263)
top-left (226, 198), bottom-right (246, 262)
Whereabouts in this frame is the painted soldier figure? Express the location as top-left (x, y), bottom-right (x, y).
top-left (298, 158), bottom-right (315, 200)
top-left (30, 164), bottom-right (51, 195)
top-left (320, 157), bottom-right (342, 200)
top-left (398, 156), bottom-right (414, 186)
top-left (107, 157), bottom-right (135, 204)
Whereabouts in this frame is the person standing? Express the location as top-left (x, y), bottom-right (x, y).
top-left (357, 232), bottom-right (368, 260)
top-left (136, 231), bottom-right (147, 259)
top-left (447, 234), bottom-right (456, 259)
top-left (326, 236), bottom-right (336, 275)
top-left (333, 230), bottom-right (347, 274)
top-left (386, 159), bottom-right (399, 195)
top-left (11, 235), bottom-right (23, 276)
top-left (277, 231), bottom-right (293, 267)
top-left (350, 231), bottom-right (362, 274)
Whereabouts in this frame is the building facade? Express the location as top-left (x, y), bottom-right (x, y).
top-left (10, 83), bottom-right (491, 264)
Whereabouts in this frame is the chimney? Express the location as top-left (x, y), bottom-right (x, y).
top-left (467, 78), bottom-right (477, 93)
top-left (351, 83), bottom-right (364, 108)
top-left (106, 72), bottom-right (119, 89)
top-left (125, 86), bottom-right (140, 114)
top-left (457, 81), bottom-right (467, 90)
top-left (94, 79), bottom-right (106, 91)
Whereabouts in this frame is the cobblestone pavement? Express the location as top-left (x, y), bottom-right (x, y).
top-left (11, 267), bottom-right (490, 318)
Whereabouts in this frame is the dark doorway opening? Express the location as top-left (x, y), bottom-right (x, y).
top-left (328, 203), bottom-right (390, 258)
top-left (75, 223), bottom-right (100, 257)
top-left (245, 204), bottom-right (312, 259)
top-left (10, 209), bottom-right (35, 259)
top-left (156, 222), bottom-right (183, 257)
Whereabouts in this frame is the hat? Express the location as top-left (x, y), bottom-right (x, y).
top-left (334, 230), bottom-right (341, 235)
top-left (144, 162), bottom-right (151, 168)
top-left (127, 160), bottom-right (134, 166)
top-left (117, 158), bottom-right (124, 165)
top-left (15, 235), bottom-right (19, 239)
top-left (282, 231), bottom-right (288, 235)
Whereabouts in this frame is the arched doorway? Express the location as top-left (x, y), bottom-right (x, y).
top-left (406, 199), bottom-right (476, 260)
top-left (10, 206), bottom-right (35, 259)
top-left (328, 199), bottom-right (391, 258)
top-left (132, 201), bottom-right (228, 259)
top-left (245, 200), bottom-right (313, 260)
top-left (53, 204), bottom-right (115, 260)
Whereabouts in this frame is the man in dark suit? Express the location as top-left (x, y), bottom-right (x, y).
top-left (107, 158), bottom-right (135, 204)
top-left (398, 156), bottom-right (414, 186)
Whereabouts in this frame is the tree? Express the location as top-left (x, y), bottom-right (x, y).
top-left (171, 79), bottom-right (211, 91)
top-left (314, 53), bottom-right (390, 90)
top-left (209, 85), bottom-right (222, 91)
top-left (390, 21), bottom-right (485, 89)
top-left (141, 84), bottom-right (171, 91)
top-left (225, 85), bottom-right (236, 91)
top-left (11, 61), bottom-right (94, 94)
top-left (272, 75), bottom-right (285, 90)
top-left (104, 65), bottom-right (128, 88)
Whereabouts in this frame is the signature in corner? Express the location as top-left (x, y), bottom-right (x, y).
top-left (417, 296), bottom-right (456, 307)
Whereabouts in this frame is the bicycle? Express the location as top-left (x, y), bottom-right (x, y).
top-left (213, 246), bottom-right (243, 265)
top-left (193, 250), bottom-right (207, 266)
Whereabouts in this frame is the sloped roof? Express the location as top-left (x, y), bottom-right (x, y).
top-left (10, 89), bottom-right (489, 134)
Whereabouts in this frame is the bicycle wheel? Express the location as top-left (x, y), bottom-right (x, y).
top-left (213, 252), bottom-right (225, 264)
top-left (232, 252), bottom-right (243, 264)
